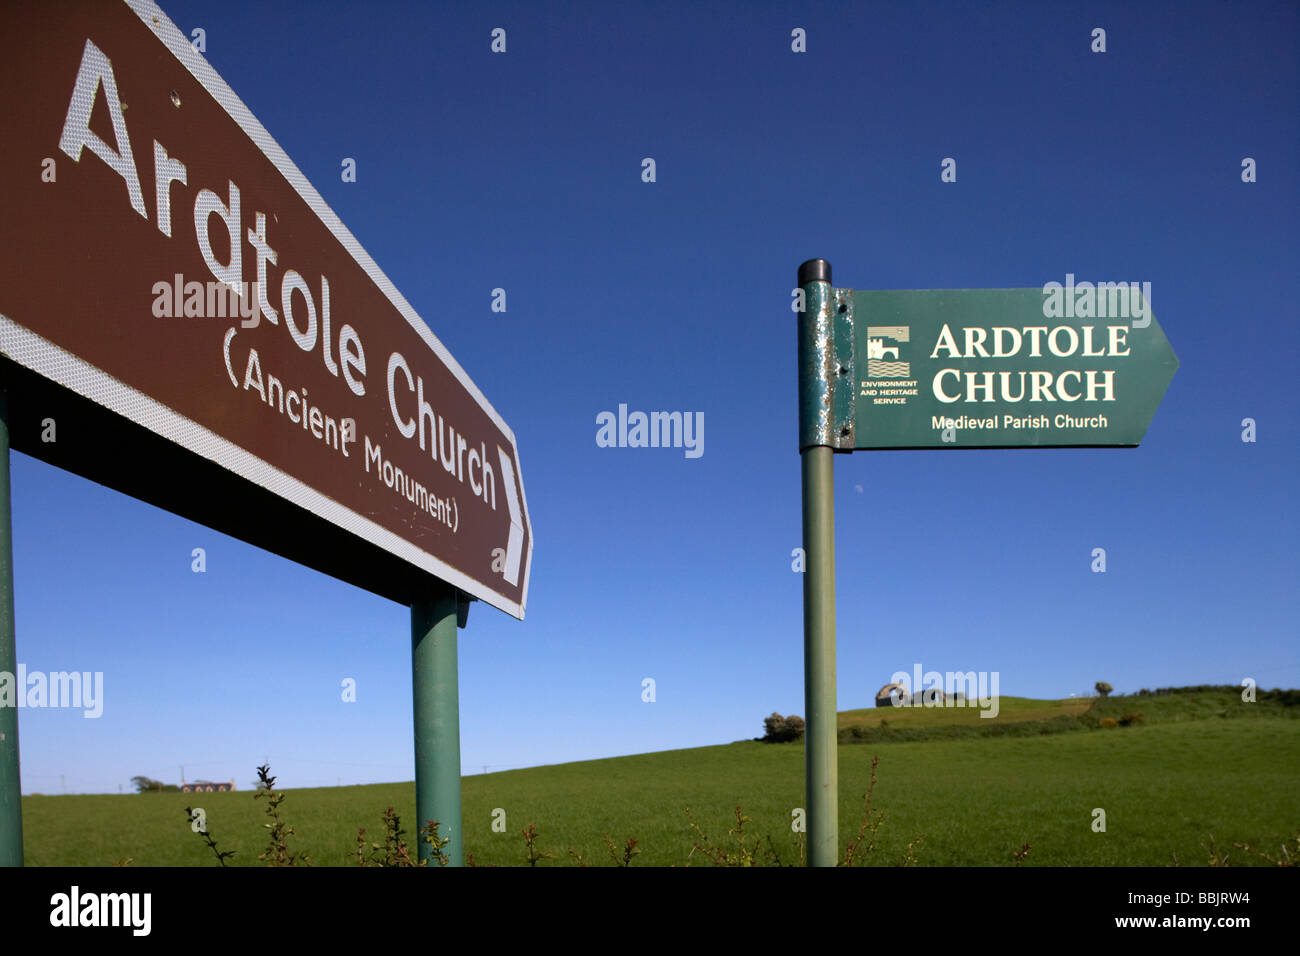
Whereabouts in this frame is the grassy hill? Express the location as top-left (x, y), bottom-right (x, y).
top-left (839, 694), bottom-right (1092, 734)
top-left (19, 687), bottom-right (1300, 866)
top-left (838, 685), bottom-right (1299, 743)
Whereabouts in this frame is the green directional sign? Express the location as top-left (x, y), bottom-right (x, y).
top-left (851, 287), bottom-right (1177, 447)
top-left (803, 284), bottom-right (1178, 450)
top-left (793, 260), bottom-right (1180, 868)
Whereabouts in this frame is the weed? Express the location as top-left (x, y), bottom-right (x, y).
top-left (355, 806), bottom-right (449, 867)
top-left (185, 806), bottom-right (235, 867)
top-left (1232, 830), bottom-right (1298, 866)
top-left (522, 822), bottom-right (552, 867)
top-left (1205, 834), bottom-right (1231, 866)
top-left (900, 834), bottom-right (924, 867)
top-left (603, 834), bottom-right (640, 866)
top-left (842, 754), bottom-right (884, 866)
top-left (686, 804), bottom-right (775, 866)
top-left (253, 764), bottom-right (308, 866)
top-left (683, 753), bottom-right (906, 867)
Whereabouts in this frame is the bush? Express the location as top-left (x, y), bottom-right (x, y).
top-left (1262, 688), bottom-right (1300, 707)
top-left (1099, 717), bottom-right (1119, 728)
top-left (1119, 712), bottom-right (1145, 726)
top-left (762, 712), bottom-right (805, 742)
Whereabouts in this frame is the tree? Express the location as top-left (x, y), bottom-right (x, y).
top-left (762, 712), bottom-right (806, 742)
top-left (131, 776), bottom-right (164, 793)
top-left (1095, 681), bottom-right (1113, 698)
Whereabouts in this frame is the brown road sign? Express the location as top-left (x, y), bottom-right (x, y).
top-left (0, 1), bottom-right (532, 617)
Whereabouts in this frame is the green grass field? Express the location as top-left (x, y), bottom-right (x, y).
top-left (20, 688), bottom-right (1300, 866)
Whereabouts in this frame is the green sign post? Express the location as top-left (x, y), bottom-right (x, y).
top-left (0, 393), bottom-right (20, 866)
top-left (795, 259), bottom-right (1178, 865)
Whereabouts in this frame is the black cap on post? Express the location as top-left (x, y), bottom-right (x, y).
top-left (798, 258), bottom-right (831, 286)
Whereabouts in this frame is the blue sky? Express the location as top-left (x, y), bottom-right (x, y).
top-left (11, 0), bottom-right (1297, 793)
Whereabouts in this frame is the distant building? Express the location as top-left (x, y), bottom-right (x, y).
top-left (875, 683), bottom-right (966, 707)
top-left (914, 686), bottom-right (944, 706)
top-left (876, 683), bottom-right (909, 707)
top-left (180, 780), bottom-right (235, 793)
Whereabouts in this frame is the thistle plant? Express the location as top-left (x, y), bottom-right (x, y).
top-left (254, 764), bottom-right (308, 866)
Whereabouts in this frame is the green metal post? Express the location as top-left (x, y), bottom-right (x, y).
top-left (411, 586), bottom-right (462, 866)
top-left (798, 259), bottom-right (840, 866)
top-left (0, 391), bottom-right (22, 866)
top-left (801, 446), bottom-right (838, 866)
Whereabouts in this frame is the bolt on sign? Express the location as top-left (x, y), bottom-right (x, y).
top-left (801, 284), bottom-right (1178, 450)
top-left (0, 1), bottom-right (531, 616)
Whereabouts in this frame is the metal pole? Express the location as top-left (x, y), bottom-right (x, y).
top-left (801, 445), bottom-right (838, 865)
top-left (797, 258), bottom-right (839, 866)
top-left (0, 390), bottom-right (23, 866)
top-left (411, 586), bottom-right (462, 865)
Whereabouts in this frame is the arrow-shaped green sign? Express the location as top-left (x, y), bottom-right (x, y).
top-left (800, 282), bottom-right (1178, 450)
top-left (793, 261), bottom-right (1181, 868)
